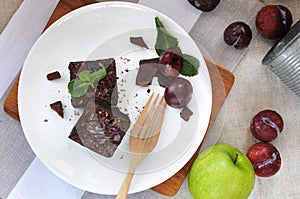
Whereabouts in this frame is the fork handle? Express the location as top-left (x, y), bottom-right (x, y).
top-left (116, 172), bottom-right (134, 199)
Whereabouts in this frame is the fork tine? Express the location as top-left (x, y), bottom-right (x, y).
top-left (131, 93), bottom-right (154, 137)
top-left (143, 96), bottom-right (165, 140)
top-left (136, 93), bottom-right (154, 126)
top-left (154, 97), bottom-right (166, 136)
top-left (137, 94), bottom-right (159, 138)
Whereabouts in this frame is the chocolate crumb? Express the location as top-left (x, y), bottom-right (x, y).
top-left (44, 119), bottom-right (49, 122)
top-left (46, 71), bottom-right (61, 80)
top-left (50, 101), bottom-right (64, 118)
top-left (147, 89), bottom-right (151, 93)
top-left (74, 111), bottom-right (80, 116)
top-left (130, 36), bottom-right (149, 49)
top-left (180, 106), bottom-right (193, 121)
top-left (125, 69), bottom-right (129, 72)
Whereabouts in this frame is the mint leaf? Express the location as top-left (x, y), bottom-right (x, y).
top-left (154, 17), bottom-right (178, 56)
top-left (78, 70), bottom-right (92, 82)
top-left (68, 79), bottom-right (90, 97)
top-left (67, 65), bottom-right (107, 97)
top-left (68, 79), bottom-right (75, 94)
top-left (90, 65), bottom-right (107, 86)
top-left (181, 54), bottom-right (200, 76)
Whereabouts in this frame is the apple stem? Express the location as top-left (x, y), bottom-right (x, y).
top-left (233, 153), bottom-right (238, 164)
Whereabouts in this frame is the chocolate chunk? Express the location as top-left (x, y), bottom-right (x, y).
top-left (50, 101), bottom-right (64, 118)
top-left (130, 36), bottom-right (149, 49)
top-left (139, 58), bottom-right (160, 67)
top-left (136, 58), bottom-right (159, 87)
top-left (180, 106), bottom-right (193, 121)
top-left (46, 71), bottom-right (61, 80)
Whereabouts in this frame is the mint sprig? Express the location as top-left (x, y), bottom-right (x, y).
top-left (154, 17), bottom-right (179, 56)
top-left (182, 54), bottom-right (200, 76)
top-left (154, 17), bottom-right (200, 76)
top-left (68, 64), bottom-right (107, 97)
top-left (68, 80), bottom-right (90, 98)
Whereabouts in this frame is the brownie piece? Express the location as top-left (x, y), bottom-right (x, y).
top-left (68, 129), bottom-right (83, 145)
top-left (68, 58), bottom-right (118, 108)
top-left (47, 71), bottom-right (61, 80)
top-left (68, 58), bottom-right (131, 157)
top-left (69, 101), bottom-right (130, 158)
top-left (50, 101), bottom-right (64, 118)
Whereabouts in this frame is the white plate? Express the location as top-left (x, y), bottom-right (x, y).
top-left (18, 2), bottom-right (212, 195)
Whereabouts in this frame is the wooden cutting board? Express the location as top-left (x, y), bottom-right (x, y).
top-left (3, 0), bottom-right (235, 196)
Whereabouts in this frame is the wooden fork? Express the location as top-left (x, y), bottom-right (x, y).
top-left (116, 93), bottom-right (167, 199)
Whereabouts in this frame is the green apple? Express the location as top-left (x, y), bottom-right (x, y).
top-left (188, 144), bottom-right (255, 199)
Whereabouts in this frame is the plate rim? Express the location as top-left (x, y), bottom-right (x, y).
top-left (18, 1), bottom-right (213, 194)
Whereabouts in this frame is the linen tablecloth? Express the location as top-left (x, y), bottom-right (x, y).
top-left (1, 0), bottom-right (300, 198)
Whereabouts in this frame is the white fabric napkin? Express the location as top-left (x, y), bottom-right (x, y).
top-left (0, 0), bottom-right (60, 99)
top-left (7, 0), bottom-right (202, 198)
top-left (7, 158), bottom-right (85, 199)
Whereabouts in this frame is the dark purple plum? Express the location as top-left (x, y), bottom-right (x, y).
top-left (250, 109), bottom-right (284, 142)
top-left (247, 142), bottom-right (281, 177)
top-left (188, 0), bottom-right (221, 12)
top-left (164, 77), bottom-right (193, 108)
top-left (224, 21), bottom-right (252, 49)
top-left (159, 47), bottom-right (183, 77)
top-left (256, 5), bottom-right (293, 39)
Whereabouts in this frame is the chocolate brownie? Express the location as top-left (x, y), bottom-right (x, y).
top-left (69, 101), bottom-right (130, 158)
top-left (68, 58), bottom-right (130, 157)
top-left (68, 58), bottom-right (118, 108)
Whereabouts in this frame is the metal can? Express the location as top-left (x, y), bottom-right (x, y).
top-left (262, 20), bottom-right (300, 97)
